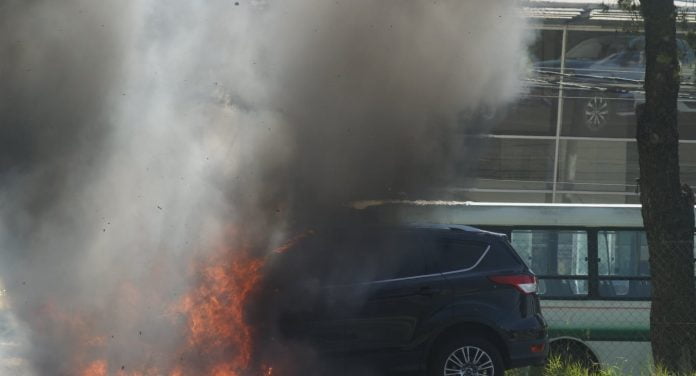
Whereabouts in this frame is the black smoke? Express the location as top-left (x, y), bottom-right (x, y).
top-left (0, 1), bottom-right (531, 374)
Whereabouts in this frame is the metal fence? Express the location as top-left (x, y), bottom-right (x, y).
top-left (516, 235), bottom-right (696, 375)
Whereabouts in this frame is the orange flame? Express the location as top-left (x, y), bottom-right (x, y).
top-left (71, 231), bottom-right (270, 375)
top-left (272, 229), bottom-right (314, 254)
top-left (82, 360), bottom-right (108, 376)
top-left (174, 247), bottom-right (265, 375)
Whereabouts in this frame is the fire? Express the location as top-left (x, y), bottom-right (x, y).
top-left (69, 232), bottom-right (270, 375)
top-left (272, 229), bottom-right (314, 254)
top-left (174, 245), bottom-right (265, 375)
top-left (82, 360), bottom-right (108, 376)
top-left (180, 256), bottom-right (263, 350)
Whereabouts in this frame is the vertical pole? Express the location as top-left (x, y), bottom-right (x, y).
top-left (551, 26), bottom-right (568, 203)
top-left (588, 229), bottom-right (599, 298)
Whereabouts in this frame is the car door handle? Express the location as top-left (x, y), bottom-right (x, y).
top-left (418, 286), bottom-right (441, 296)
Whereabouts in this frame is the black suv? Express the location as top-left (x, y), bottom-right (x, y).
top-left (254, 225), bottom-right (548, 375)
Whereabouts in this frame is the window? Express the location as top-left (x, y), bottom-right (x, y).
top-left (556, 140), bottom-right (638, 196)
top-left (474, 138), bottom-right (556, 191)
top-left (426, 239), bottom-right (489, 273)
top-left (680, 144), bottom-right (696, 186)
top-left (477, 29), bottom-right (563, 137)
top-left (511, 229), bottom-right (588, 297)
top-left (565, 38), bottom-right (603, 60)
top-left (598, 230), bottom-right (648, 276)
top-left (511, 230), bottom-right (588, 275)
top-left (558, 31), bottom-right (696, 140)
top-left (320, 230), bottom-right (429, 284)
top-left (270, 235), bottom-right (327, 284)
top-left (597, 230), bottom-right (650, 298)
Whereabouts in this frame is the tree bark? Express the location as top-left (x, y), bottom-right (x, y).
top-left (638, 0), bottom-right (696, 372)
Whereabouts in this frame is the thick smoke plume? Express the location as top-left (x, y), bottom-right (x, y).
top-left (0, 0), bottom-right (530, 374)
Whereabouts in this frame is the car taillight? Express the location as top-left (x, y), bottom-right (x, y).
top-left (488, 274), bottom-right (537, 294)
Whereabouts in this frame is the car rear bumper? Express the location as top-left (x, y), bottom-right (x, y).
top-left (507, 337), bottom-right (549, 368)
top-left (505, 313), bottom-right (549, 368)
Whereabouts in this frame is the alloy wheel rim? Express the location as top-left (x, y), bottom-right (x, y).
top-left (443, 345), bottom-right (494, 376)
top-left (585, 96), bottom-right (609, 130)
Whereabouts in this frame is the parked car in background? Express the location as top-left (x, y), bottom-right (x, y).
top-left (535, 35), bottom-right (696, 135)
top-left (536, 35), bottom-right (695, 81)
top-left (462, 35), bottom-right (696, 139)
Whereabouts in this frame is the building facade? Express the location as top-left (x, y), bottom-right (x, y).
top-left (458, 2), bottom-right (696, 204)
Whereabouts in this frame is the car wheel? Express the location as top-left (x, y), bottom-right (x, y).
top-left (430, 336), bottom-right (504, 376)
top-left (584, 95), bottom-right (610, 131)
top-left (548, 340), bottom-right (599, 373)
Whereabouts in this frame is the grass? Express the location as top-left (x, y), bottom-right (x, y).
top-left (507, 356), bottom-right (696, 376)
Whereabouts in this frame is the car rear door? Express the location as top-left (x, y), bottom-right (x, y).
top-left (424, 234), bottom-right (528, 321)
top-left (424, 235), bottom-right (497, 299)
top-left (319, 229), bottom-right (449, 351)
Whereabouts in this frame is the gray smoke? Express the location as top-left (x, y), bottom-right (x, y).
top-left (0, 0), bottom-right (531, 374)
top-left (261, 1), bottom-right (531, 222)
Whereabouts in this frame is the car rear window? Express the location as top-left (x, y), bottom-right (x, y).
top-left (426, 239), bottom-right (490, 273)
top-left (424, 235), bottom-right (523, 273)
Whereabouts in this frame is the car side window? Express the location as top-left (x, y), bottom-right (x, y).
top-left (322, 231), bottom-right (429, 284)
top-left (371, 233), bottom-right (429, 280)
top-left (270, 235), bottom-right (325, 282)
top-left (427, 238), bottom-right (489, 273)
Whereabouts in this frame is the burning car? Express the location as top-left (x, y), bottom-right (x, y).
top-left (251, 224), bottom-right (548, 375)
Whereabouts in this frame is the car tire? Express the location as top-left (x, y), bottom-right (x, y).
top-left (548, 340), bottom-right (599, 373)
top-left (429, 336), bottom-right (504, 376)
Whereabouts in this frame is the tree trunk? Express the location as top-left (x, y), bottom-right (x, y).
top-left (638, 0), bottom-right (696, 372)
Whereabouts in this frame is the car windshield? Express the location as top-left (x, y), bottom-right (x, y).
top-left (566, 39), bottom-right (605, 60)
top-left (564, 36), bottom-right (689, 66)
top-left (565, 36), bottom-right (636, 61)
